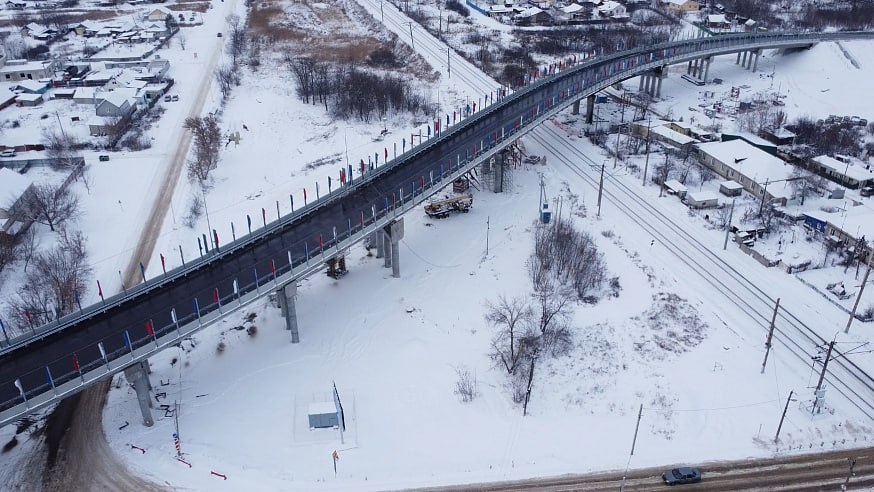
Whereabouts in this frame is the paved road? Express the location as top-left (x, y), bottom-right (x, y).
top-left (409, 447), bottom-right (874, 491)
top-left (2, 31), bottom-right (871, 418)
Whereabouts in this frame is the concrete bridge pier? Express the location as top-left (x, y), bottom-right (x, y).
top-left (571, 99), bottom-right (580, 115)
top-left (751, 49), bottom-right (761, 72)
top-left (702, 57), bottom-right (712, 83)
top-left (123, 361), bottom-right (154, 427)
top-left (383, 218), bottom-right (404, 278)
top-left (585, 94), bottom-right (595, 124)
top-left (686, 59), bottom-right (693, 75)
top-left (277, 282), bottom-right (300, 343)
top-left (383, 230), bottom-right (392, 268)
top-left (741, 50), bottom-right (749, 68)
top-left (374, 229), bottom-right (385, 258)
top-left (736, 51), bottom-right (742, 64)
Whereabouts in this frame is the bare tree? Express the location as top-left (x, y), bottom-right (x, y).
top-left (12, 183), bottom-right (79, 232)
top-left (226, 14), bottom-right (246, 66)
top-left (3, 34), bottom-right (27, 59)
top-left (485, 295), bottom-right (533, 375)
top-left (247, 34), bottom-right (262, 70)
top-left (453, 367), bottom-right (478, 403)
top-left (0, 234), bottom-right (19, 274)
top-left (788, 167), bottom-right (825, 205)
top-left (6, 231), bottom-right (90, 331)
top-left (184, 116), bottom-right (223, 184)
top-left (41, 126), bottom-right (81, 170)
top-left (19, 225), bottom-right (39, 272)
top-left (214, 65), bottom-right (236, 100)
top-left (177, 32), bottom-right (187, 51)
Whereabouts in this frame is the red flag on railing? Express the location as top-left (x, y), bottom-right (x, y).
top-left (261, 208), bottom-right (266, 226)
top-left (213, 288), bottom-right (219, 304)
top-left (72, 353), bottom-right (80, 372)
top-left (24, 309), bottom-right (32, 324)
top-left (384, 147), bottom-right (388, 160)
top-left (145, 319), bottom-right (154, 337)
top-left (303, 188), bottom-right (307, 202)
top-left (270, 259), bottom-right (276, 276)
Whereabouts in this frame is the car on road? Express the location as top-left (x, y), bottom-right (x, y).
top-left (662, 467), bottom-right (702, 485)
top-left (171, 95), bottom-right (179, 102)
top-left (0, 149), bottom-right (15, 158)
top-left (164, 95), bottom-right (172, 102)
top-left (98, 155), bottom-right (110, 162)
top-left (217, 32), bottom-right (222, 37)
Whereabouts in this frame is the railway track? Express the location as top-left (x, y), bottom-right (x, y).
top-left (529, 127), bottom-right (874, 421)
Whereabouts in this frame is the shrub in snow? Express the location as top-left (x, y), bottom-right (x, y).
top-left (216, 341), bottom-right (226, 353)
top-left (247, 325), bottom-right (257, 337)
top-left (454, 367), bottom-right (477, 403)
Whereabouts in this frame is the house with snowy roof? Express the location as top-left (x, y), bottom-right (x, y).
top-left (696, 139), bottom-right (795, 206)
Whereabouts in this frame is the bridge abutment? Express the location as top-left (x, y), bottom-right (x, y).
top-left (571, 99), bottom-right (580, 115)
top-left (277, 282), bottom-right (300, 343)
top-left (382, 219), bottom-right (404, 278)
top-left (751, 49), bottom-right (761, 72)
top-left (124, 361), bottom-right (154, 427)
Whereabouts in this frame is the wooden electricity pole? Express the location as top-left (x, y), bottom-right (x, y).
top-left (812, 340), bottom-right (835, 414)
top-left (774, 390), bottom-right (793, 444)
top-left (761, 298), bottom-right (780, 374)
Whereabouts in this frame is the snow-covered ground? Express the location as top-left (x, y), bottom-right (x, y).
top-left (3, 1), bottom-right (874, 489)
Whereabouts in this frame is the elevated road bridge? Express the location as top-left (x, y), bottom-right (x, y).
top-left (2, 30), bottom-right (872, 427)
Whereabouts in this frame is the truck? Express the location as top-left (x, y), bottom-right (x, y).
top-left (424, 194), bottom-right (473, 218)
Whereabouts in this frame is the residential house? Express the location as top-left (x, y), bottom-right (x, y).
top-left (73, 21), bottom-right (101, 37)
top-left (6, 0), bottom-right (27, 9)
top-left (73, 87), bottom-right (104, 105)
top-left (95, 90), bottom-right (136, 117)
top-left (21, 23), bottom-right (55, 40)
top-left (664, 0), bottom-right (699, 13)
top-left (0, 60), bottom-right (54, 82)
top-left (695, 139), bottom-right (795, 207)
top-left (561, 3), bottom-right (589, 21)
top-left (0, 168), bottom-right (33, 237)
top-left (802, 205), bottom-right (874, 257)
top-left (514, 6), bottom-right (552, 25)
top-left (145, 6), bottom-right (172, 22)
top-left (0, 92), bottom-right (16, 111)
top-left (684, 190), bottom-right (720, 208)
top-left (810, 155), bottom-right (874, 190)
top-left (706, 13), bottom-right (730, 29)
top-left (16, 93), bottom-right (43, 107)
top-left (11, 79), bottom-right (49, 94)
top-left (598, 1), bottom-right (627, 18)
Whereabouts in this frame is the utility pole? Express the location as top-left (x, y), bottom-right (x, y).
top-left (597, 161), bottom-right (605, 218)
top-left (774, 390), bottom-right (793, 444)
top-left (658, 153), bottom-right (668, 197)
top-left (485, 216), bottom-right (490, 255)
top-left (761, 298), bottom-right (780, 373)
top-left (620, 404), bottom-right (644, 492)
top-left (812, 339), bottom-right (835, 414)
top-left (447, 47), bottom-right (451, 78)
top-left (641, 117), bottom-right (652, 186)
top-left (723, 198), bottom-right (735, 250)
top-left (845, 253), bottom-right (872, 334)
top-left (759, 178), bottom-right (770, 216)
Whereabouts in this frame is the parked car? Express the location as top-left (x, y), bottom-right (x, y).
top-left (217, 32), bottom-right (222, 37)
top-left (0, 149), bottom-right (15, 158)
top-left (860, 186), bottom-right (874, 197)
top-left (164, 95), bottom-right (172, 102)
top-left (98, 155), bottom-right (110, 162)
top-left (171, 95), bottom-right (179, 102)
top-left (662, 467), bottom-right (702, 485)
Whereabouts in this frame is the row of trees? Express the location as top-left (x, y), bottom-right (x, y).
top-left (484, 218), bottom-right (607, 414)
top-left (285, 55), bottom-right (430, 122)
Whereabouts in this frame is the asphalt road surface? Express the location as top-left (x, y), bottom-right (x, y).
top-left (408, 447), bottom-right (874, 491)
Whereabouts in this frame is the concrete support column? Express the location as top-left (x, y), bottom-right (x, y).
top-left (375, 230), bottom-right (384, 258)
top-left (752, 49), bottom-right (761, 72)
top-left (571, 99), bottom-right (580, 115)
top-left (278, 282), bottom-right (299, 343)
top-left (585, 94), bottom-right (595, 124)
top-left (686, 60), bottom-right (692, 74)
top-left (390, 240), bottom-right (400, 278)
top-left (703, 57), bottom-right (712, 83)
top-left (741, 50), bottom-right (748, 67)
top-left (124, 361), bottom-right (154, 427)
top-left (383, 231), bottom-right (391, 268)
top-left (736, 51), bottom-right (741, 64)
top-left (656, 74), bottom-right (663, 98)
top-left (745, 51), bottom-right (753, 69)
top-left (638, 75), bottom-right (645, 91)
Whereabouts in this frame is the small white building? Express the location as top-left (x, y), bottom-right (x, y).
top-left (663, 179), bottom-right (688, 198)
top-left (664, 0), bottom-right (699, 13)
top-left (719, 180), bottom-right (743, 197)
top-left (810, 155), bottom-right (874, 190)
top-left (145, 6), bottom-right (172, 22)
top-left (15, 92), bottom-right (43, 107)
top-left (685, 190), bottom-right (719, 208)
top-left (598, 0), bottom-right (627, 17)
top-left (0, 168), bottom-right (33, 236)
top-left (696, 139), bottom-right (794, 206)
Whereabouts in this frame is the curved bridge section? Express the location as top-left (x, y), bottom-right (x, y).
top-left (1, 31), bottom-right (872, 427)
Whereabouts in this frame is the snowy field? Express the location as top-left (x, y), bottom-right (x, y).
top-left (95, 29), bottom-right (874, 492)
top-left (2, 0), bottom-right (874, 489)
